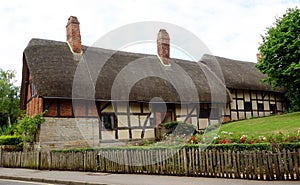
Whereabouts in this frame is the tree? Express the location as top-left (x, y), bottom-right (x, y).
top-left (256, 7), bottom-right (300, 111)
top-left (0, 68), bottom-right (20, 127)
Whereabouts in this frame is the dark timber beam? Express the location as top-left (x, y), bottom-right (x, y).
top-left (141, 112), bottom-right (152, 139)
top-left (100, 102), bottom-right (111, 112)
top-left (183, 104), bottom-right (197, 123)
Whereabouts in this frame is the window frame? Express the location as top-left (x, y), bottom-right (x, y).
top-left (244, 102), bottom-right (252, 111)
top-left (100, 113), bottom-right (117, 130)
top-left (257, 103), bottom-right (264, 111)
top-left (30, 81), bottom-right (35, 97)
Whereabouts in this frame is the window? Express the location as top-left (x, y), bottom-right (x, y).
top-left (257, 103), bottom-right (264, 111)
top-left (30, 81), bottom-right (35, 97)
top-left (270, 104), bottom-right (277, 114)
top-left (198, 104), bottom-right (220, 119)
top-left (199, 104), bottom-right (210, 118)
top-left (199, 108), bottom-right (210, 118)
top-left (100, 113), bottom-right (117, 130)
top-left (244, 102), bottom-right (252, 111)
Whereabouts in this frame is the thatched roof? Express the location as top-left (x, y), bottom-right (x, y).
top-left (201, 54), bottom-right (282, 92)
top-left (21, 38), bottom-right (279, 108)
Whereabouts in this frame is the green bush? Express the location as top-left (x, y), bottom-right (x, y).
top-left (0, 124), bottom-right (17, 136)
top-left (278, 143), bottom-right (300, 151)
top-left (51, 143), bottom-right (300, 153)
top-left (185, 143), bottom-right (272, 151)
top-left (16, 113), bottom-right (45, 143)
top-left (0, 135), bottom-right (22, 146)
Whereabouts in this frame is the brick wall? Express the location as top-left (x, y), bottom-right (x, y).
top-left (26, 97), bottom-right (43, 117)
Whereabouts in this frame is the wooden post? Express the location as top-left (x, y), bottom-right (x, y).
top-left (183, 148), bottom-right (188, 176)
top-left (253, 151), bottom-right (258, 180)
top-left (293, 149), bottom-right (299, 179)
top-left (257, 151), bottom-right (264, 180)
top-left (83, 151), bottom-right (86, 171)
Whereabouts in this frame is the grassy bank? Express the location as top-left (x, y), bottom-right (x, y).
top-left (219, 112), bottom-right (300, 136)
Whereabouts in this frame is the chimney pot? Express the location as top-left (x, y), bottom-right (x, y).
top-left (157, 29), bottom-right (170, 65)
top-left (66, 16), bottom-right (82, 54)
top-left (256, 52), bottom-right (261, 62)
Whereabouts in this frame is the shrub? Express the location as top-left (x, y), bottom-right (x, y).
top-left (16, 113), bottom-right (45, 143)
top-left (0, 135), bottom-right (22, 146)
top-left (51, 143), bottom-right (300, 153)
top-left (0, 124), bottom-right (17, 136)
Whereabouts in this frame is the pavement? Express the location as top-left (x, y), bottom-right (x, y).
top-left (0, 167), bottom-right (299, 185)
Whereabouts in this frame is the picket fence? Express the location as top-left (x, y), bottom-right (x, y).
top-left (0, 148), bottom-right (300, 180)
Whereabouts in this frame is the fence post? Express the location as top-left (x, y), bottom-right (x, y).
top-left (183, 148), bottom-right (188, 176)
top-left (38, 151), bottom-right (41, 170)
top-left (83, 151), bottom-right (87, 171)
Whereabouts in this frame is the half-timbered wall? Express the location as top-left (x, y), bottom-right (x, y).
top-left (229, 89), bottom-right (285, 121)
top-left (99, 101), bottom-right (154, 142)
top-left (35, 89), bottom-right (285, 150)
top-left (42, 99), bottom-right (155, 142)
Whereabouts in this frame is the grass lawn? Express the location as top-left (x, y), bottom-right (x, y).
top-left (218, 112), bottom-right (300, 136)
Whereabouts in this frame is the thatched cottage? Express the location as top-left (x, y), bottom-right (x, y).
top-left (20, 16), bottom-right (285, 150)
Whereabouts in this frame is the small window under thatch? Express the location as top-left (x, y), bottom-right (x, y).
top-left (244, 102), bottom-right (252, 111)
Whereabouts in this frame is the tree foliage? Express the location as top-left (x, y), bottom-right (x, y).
top-left (0, 68), bottom-right (20, 127)
top-left (256, 7), bottom-right (300, 111)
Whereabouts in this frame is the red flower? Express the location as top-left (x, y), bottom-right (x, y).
top-left (191, 136), bottom-right (196, 141)
top-left (240, 137), bottom-right (246, 143)
top-left (250, 140), bottom-right (254, 144)
top-left (293, 136), bottom-right (297, 141)
top-left (222, 139), bottom-right (227, 144)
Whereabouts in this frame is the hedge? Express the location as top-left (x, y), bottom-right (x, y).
top-left (52, 142), bottom-right (300, 153)
top-left (0, 135), bottom-right (23, 146)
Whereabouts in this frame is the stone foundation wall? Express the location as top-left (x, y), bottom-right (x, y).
top-left (37, 117), bottom-right (100, 151)
top-left (36, 117), bottom-right (156, 151)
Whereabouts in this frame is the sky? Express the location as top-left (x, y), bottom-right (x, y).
top-left (0, 0), bottom-right (299, 84)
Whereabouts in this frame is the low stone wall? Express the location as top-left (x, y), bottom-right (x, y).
top-left (37, 117), bottom-right (100, 151)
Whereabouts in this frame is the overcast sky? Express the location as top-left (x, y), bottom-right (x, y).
top-left (0, 0), bottom-right (299, 83)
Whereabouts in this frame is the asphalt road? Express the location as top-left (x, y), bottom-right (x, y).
top-left (0, 179), bottom-right (58, 185)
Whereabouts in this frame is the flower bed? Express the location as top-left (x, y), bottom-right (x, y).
top-left (159, 129), bottom-right (300, 146)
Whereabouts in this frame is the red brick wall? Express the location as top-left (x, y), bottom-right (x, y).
top-left (87, 101), bottom-right (98, 117)
top-left (26, 97), bottom-right (43, 117)
top-left (72, 100), bottom-right (98, 117)
top-left (31, 98), bottom-right (99, 118)
top-left (73, 100), bottom-right (86, 117)
top-left (44, 99), bottom-right (73, 117)
top-left (60, 99), bottom-right (73, 117)
top-left (44, 99), bottom-right (58, 117)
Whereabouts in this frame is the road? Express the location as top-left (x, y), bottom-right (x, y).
top-left (0, 179), bottom-right (58, 185)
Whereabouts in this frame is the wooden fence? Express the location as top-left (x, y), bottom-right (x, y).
top-left (1, 148), bottom-right (300, 180)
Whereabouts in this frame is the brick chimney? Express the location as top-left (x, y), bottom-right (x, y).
top-left (66, 16), bottom-right (82, 54)
top-left (157, 29), bottom-right (170, 65)
top-left (256, 52), bottom-right (261, 62)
